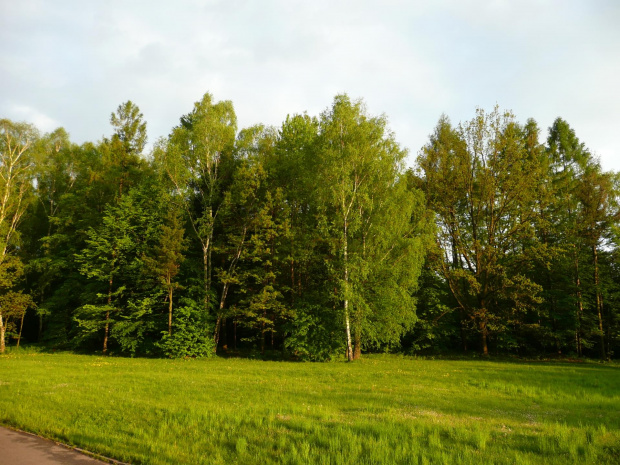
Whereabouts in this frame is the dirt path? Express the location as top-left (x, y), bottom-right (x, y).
top-left (0, 426), bottom-right (113, 464)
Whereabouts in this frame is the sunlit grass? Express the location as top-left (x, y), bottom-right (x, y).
top-left (1, 350), bottom-right (618, 464)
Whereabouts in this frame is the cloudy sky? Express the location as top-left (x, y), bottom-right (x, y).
top-left (1, 0), bottom-right (619, 170)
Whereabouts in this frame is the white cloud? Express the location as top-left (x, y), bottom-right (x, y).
top-left (0, 0), bottom-right (619, 171)
top-left (8, 105), bottom-right (60, 133)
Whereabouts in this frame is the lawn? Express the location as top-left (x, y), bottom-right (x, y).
top-left (0, 351), bottom-right (618, 464)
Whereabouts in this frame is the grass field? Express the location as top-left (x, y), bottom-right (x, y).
top-left (0, 351), bottom-right (618, 464)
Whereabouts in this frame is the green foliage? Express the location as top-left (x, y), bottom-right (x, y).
top-left (2, 94), bottom-right (620, 360)
top-left (157, 302), bottom-right (215, 358)
top-left (110, 100), bottom-right (147, 156)
top-left (418, 108), bottom-right (549, 354)
top-left (313, 95), bottom-right (429, 358)
top-left (284, 303), bottom-right (345, 361)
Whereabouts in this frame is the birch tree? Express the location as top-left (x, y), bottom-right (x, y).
top-left (0, 120), bottom-right (38, 353)
top-left (316, 95), bottom-right (426, 360)
top-left (156, 93), bottom-right (237, 323)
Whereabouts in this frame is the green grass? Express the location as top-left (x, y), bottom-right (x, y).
top-left (1, 350), bottom-right (619, 464)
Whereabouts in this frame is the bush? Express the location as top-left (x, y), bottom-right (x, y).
top-left (157, 303), bottom-right (215, 358)
top-left (283, 303), bottom-right (344, 361)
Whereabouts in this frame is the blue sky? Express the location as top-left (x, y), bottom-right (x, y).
top-left (1, 0), bottom-right (619, 171)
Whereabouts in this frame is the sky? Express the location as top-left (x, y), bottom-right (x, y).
top-left (1, 0), bottom-right (619, 171)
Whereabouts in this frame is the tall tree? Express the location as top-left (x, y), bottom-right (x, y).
top-left (218, 125), bottom-right (289, 352)
top-left (418, 108), bottom-right (543, 355)
top-left (545, 118), bottom-right (593, 355)
top-left (107, 101), bottom-right (148, 197)
top-left (0, 120), bottom-right (38, 283)
top-left (0, 120), bottom-right (39, 353)
top-left (110, 101), bottom-right (148, 156)
top-left (576, 164), bottom-right (619, 360)
top-left (143, 206), bottom-right (186, 336)
top-left (316, 95), bottom-right (427, 360)
top-left (156, 93), bottom-right (237, 324)
top-left (21, 127), bottom-right (77, 341)
top-left (75, 184), bottom-right (164, 354)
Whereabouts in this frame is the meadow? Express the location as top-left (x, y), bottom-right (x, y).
top-left (0, 351), bottom-right (618, 464)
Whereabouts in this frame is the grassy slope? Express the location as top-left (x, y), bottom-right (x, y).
top-left (0, 352), bottom-right (618, 464)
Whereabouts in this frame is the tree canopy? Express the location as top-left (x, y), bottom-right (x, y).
top-left (1, 96), bottom-right (618, 361)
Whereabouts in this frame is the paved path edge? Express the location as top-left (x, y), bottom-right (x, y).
top-left (0, 423), bottom-right (130, 465)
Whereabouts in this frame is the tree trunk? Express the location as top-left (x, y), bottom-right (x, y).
top-left (16, 312), bottom-right (25, 349)
top-left (168, 287), bottom-right (173, 336)
top-left (546, 271), bottom-right (561, 354)
top-left (104, 276), bottom-right (113, 355)
top-left (214, 315), bottom-right (222, 351)
top-left (344, 311), bottom-right (353, 361)
top-left (0, 314), bottom-right (5, 354)
top-left (103, 310), bottom-right (110, 355)
top-left (213, 282), bottom-right (230, 350)
top-left (343, 221), bottom-right (353, 361)
top-left (271, 324), bottom-right (274, 349)
top-left (575, 252), bottom-right (583, 357)
top-left (261, 317), bottom-right (265, 355)
top-left (203, 244), bottom-right (210, 311)
top-left (593, 245), bottom-right (606, 361)
top-left (480, 316), bottom-right (489, 356)
top-left (353, 328), bottom-right (361, 360)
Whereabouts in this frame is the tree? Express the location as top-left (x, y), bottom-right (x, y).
top-left (75, 184), bottom-right (164, 354)
top-left (0, 120), bottom-right (39, 352)
top-left (576, 164), bottom-right (619, 360)
top-left (219, 125), bottom-right (289, 352)
top-left (544, 118), bottom-right (591, 355)
top-left (143, 205), bottom-right (186, 336)
top-left (271, 114), bottom-right (337, 359)
top-left (20, 127), bottom-right (78, 341)
top-left (107, 101), bottom-right (148, 197)
top-left (0, 120), bottom-right (38, 285)
top-left (0, 291), bottom-right (35, 353)
top-left (75, 201), bottom-right (135, 354)
top-left (315, 95), bottom-right (427, 360)
top-left (156, 93), bottom-right (237, 325)
top-left (418, 108), bottom-right (544, 355)
top-left (110, 101), bottom-right (147, 156)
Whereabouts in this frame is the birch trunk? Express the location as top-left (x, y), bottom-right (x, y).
top-left (343, 220), bottom-right (353, 361)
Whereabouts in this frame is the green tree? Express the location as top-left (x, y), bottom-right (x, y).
top-left (576, 164), bottom-right (619, 359)
top-left (21, 127), bottom-right (78, 341)
top-left (106, 101), bottom-right (148, 198)
top-left (156, 93), bottom-right (237, 324)
top-left (418, 108), bottom-right (544, 355)
top-left (143, 206), bottom-right (186, 336)
top-left (272, 114), bottom-right (340, 360)
top-left (0, 291), bottom-right (35, 353)
top-left (0, 120), bottom-right (39, 353)
top-left (0, 120), bottom-right (38, 287)
top-left (223, 126), bottom-right (290, 352)
top-left (110, 101), bottom-right (147, 156)
top-left (316, 95), bottom-right (427, 360)
top-left (75, 201), bottom-right (135, 353)
top-left (75, 184), bottom-right (163, 354)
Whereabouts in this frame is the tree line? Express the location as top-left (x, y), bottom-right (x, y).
top-left (0, 94), bottom-right (618, 360)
